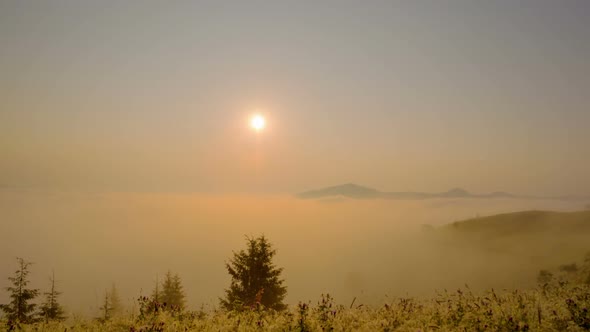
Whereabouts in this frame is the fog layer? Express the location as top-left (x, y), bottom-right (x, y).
top-left (0, 190), bottom-right (586, 315)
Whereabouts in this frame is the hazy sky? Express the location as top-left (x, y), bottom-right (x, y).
top-left (1, 1), bottom-right (589, 195)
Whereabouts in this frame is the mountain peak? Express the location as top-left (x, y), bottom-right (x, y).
top-left (297, 183), bottom-right (380, 199)
top-left (443, 188), bottom-right (470, 197)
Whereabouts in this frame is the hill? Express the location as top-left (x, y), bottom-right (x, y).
top-left (435, 210), bottom-right (590, 273)
top-left (445, 210), bottom-right (590, 236)
top-left (296, 183), bottom-right (381, 199)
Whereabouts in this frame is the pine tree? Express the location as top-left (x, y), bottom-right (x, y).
top-left (138, 276), bottom-right (163, 315)
top-left (172, 274), bottom-right (185, 309)
top-left (0, 258), bottom-right (40, 323)
top-left (150, 275), bottom-right (161, 304)
top-left (221, 235), bottom-right (287, 311)
top-left (161, 271), bottom-right (186, 310)
top-left (39, 271), bottom-right (66, 322)
top-left (108, 283), bottom-right (123, 317)
top-left (98, 291), bottom-right (112, 322)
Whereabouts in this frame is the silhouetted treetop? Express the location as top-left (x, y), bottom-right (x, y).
top-left (221, 235), bottom-right (287, 311)
top-left (0, 258), bottom-right (39, 324)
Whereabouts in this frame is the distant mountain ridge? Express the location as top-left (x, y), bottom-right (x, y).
top-left (297, 183), bottom-right (585, 201)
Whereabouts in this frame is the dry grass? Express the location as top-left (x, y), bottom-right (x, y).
top-left (2, 280), bottom-right (589, 332)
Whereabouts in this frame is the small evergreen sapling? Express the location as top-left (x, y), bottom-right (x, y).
top-left (98, 291), bottom-right (112, 322)
top-left (0, 258), bottom-right (39, 324)
top-left (109, 283), bottom-right (123, 316)
top-left (161, 271), bottom-right (186, 310)
top-left (39, 271), bottom-right (66, 322)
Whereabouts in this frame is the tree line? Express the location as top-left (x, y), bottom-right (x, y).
top-left (0, 258), bottom-right (64, 324)
top-left (1, 235), bottom-right (287, 325)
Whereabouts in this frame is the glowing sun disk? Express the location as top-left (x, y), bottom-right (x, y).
top-left (250, 115), bottom-right (266, 131)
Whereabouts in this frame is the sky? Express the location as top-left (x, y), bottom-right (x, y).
top-left (1, 0), bottom-right (590, 195)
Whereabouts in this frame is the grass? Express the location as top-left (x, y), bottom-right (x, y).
top-left (2, 281), bottom-right (589, 331)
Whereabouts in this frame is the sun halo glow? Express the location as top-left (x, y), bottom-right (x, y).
top-left (250, 114), bottom-right (266, 132)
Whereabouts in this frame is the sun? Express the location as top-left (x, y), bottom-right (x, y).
top-left (250, 114), bottom-right (266, 132)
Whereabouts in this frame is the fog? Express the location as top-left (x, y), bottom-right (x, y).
top-left (1, 189), bottom-right (587, 316)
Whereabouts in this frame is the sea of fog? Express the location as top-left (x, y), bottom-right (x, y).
top-left (0, 190), bottom-right (584, 315)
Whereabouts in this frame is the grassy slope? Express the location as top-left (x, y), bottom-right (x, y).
top-left (446, 210), bottom-right (590, 236)
top-left (425, 210), bottom-right (590, 290)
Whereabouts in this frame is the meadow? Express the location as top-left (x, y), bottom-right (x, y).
top-left (2, 280), bottom-right (589, 331)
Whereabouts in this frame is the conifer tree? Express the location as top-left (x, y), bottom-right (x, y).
top-left (108, 283), bottom-right (123, 316)
top-left (98, 291), bottom-right (112, 322)
top-left (151, 276), bottom-right (161, 303)
top-left (161, 271), bottom-right (186, 310)
top-left (138, 276), bottom-right (163, 315)
top-left (0, 258), bottom-right (39, 323)
top-left (221, 235), bottom-right (287, 311)
top-left (39, 271), bottom-right (66, 322)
